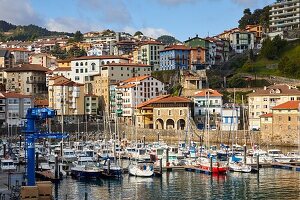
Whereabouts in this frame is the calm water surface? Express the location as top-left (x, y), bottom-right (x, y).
top-left (53, 168), bottom-right (300, 200)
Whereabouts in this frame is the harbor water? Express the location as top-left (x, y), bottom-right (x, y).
top-left (53, 168), bottom-right (300, 200)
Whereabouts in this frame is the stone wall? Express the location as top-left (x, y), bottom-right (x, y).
top-left (118, 124), bottom-right (263, 146)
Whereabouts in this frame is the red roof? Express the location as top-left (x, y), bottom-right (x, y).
top-left (116, 83), bottom-right (137, 89)
top-left (272, 101), bottom-right (300, 110)
top-left (53, 67), bottom-right (71, 72)
top-left (137, 95), bottom-right (170, 108)
top-left (72, 55), bottom-right (130, 61)
top-left (0, 92), bottom-right (31, 99)
top-left (52, 80), bottom-right (84, 87)
top-left (260, 113), bottom-right (273, 118)
top-left (161, 45), bottom-right (190, 51)
top-left (122, 75), bottom-right (150, 83)
top-left (194, 89), bottom-right (223, 97)
top-left (34, 99), bottom-right (49, 107)
top-left (153, 96), bottom-right (192, 104)
top-left (104, 63), bottom-right (150, 67)
top-left (5, 64), bottom-right (49, 72)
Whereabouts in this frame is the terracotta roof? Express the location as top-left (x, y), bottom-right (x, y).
top-left (0, 92), bottom-right (31, 99)
top-left (72, 55), bottom-right (130, 61)
top-left (137, 95), bottom-right (170, 108)
top-left (48, 75), bottom-right (67, 81)
top-left (6, 48), bottom-right (30, 52)
top-left (52, 80), bottom-right (84, 87)
top-left (152, 96), bottom-right (192, 104)
top-left (260, 113), bottom-right (273, 118)
top-left (141, 41), bottom-right (162, 45)
top-left (247, 85), bottom-right (300, 96)
top-left (272, 101), bottom-right (300, 110)
top-left (5, 64), bottom-right (49, 72)
top-left (104, 63), bottom-right (150, 67)
top-left (161, 45), bottom-right (190, 51)
top-left (34, 99), bottom-right (49, 107)
top-left (194, 89), bottom-right (223, 97)
top-left (53, 67), bottom-right (71, 72)
top-left (122, 75), bottom-right (151, 83)
top-left (116, 83), bottom-right (137, 89)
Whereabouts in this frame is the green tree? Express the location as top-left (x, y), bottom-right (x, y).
top-left (51, 44), bottom-right (67, 59)
top-left (73, 31), bottom-right (83, 42)
top-left (67, 46), bottom-right (86, 58)
top-left (134, 31), bottom-right (143, 36)
top-left (157, 35), bottom-right (180, 45)
top-left (228, 74), bottom-right (247, 88)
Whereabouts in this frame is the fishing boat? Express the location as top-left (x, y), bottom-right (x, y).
top-left (71, 156), bottom-right (102, 178)
top-left (101, 159), bottom-right (122, 179)
top-left (62, 148), bottom-right (77, 163)
top-left (268, 149), bottom-right (293, 162)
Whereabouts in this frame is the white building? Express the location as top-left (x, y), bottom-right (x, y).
top-left (229, 31), bottom-right (255, 53)
top-left (221, 104), bottom-right (240, 131)
top-left (69, 55), bottom-right (129, 84)
top-left (269, 0), bottom-right (300, 39)
top-left (87, 47), bottom-right (108, 56)
top-left (115, 75), bottom-right (166, 125)
top-left (193, 89), bottom-right (223, 130)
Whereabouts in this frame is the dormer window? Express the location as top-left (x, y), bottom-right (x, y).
top-left (275, 89), bottom-right (281, 94)
top-left (270, 89), bottom-right (275, 94)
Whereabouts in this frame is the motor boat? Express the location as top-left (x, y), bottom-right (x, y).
top-left (71, 156), bottom-right (102, 178)
top-left (128, 160), bottom-right (154, 177)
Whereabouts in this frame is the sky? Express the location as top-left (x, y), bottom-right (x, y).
top-left (0, 0), bottom-right (274, 41)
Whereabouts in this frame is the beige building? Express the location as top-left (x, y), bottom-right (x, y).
top-left (153, 96), bottom-right (192, 130)
top-left (29, 53), bottom-right (57, 69)
top-left (93, 63), bottom-right (152, 112)
top-left (247, 84), bottom-right (300, 130)
top-left (260, 101), bottom-right (300, 146)
top-left (5, 64), bottom-right (48, 96)
top-left (48, 76), bottom-right (85, 119)
top-left (84, 94), bottom-right (99, 120)
top-left (133, 41), bottom-right (164, 70)
top-left (57, 59), bottom-right (72, 68)
top-left (0, 49), bottom-right (13, 68)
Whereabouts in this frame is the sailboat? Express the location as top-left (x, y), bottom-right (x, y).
top-left (128, 78), bottom-right (154, 177)
top-left (228, 95), bottom-right (251, 173)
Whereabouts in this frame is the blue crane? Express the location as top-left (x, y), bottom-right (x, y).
top-left (24, 107), bottom-right (68, 186)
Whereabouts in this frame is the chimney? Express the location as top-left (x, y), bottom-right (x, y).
top-left (264, 86), bottom-right (267, 90)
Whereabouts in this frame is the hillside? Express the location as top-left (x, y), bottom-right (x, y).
top-left (238, 39), bottom-right (300, 78)
top-left (0, 20), bottom-right (73, 41)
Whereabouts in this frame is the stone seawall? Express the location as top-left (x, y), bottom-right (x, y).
top-left (118, 125), bottom-right (263, 146)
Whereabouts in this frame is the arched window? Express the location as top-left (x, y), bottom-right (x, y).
top-left (91, 63), bottom-right (96, 71)
top-left (76, 62), bottom-right (79, 66)
top-left (80, 62), bottom-right (83, 66)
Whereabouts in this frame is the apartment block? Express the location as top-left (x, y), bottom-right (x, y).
top-left (247, 84), bottom-right (300, 130)
top-left (269, 0), bottom-right (300, 38)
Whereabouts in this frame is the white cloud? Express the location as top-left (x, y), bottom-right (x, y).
top-left (0, 0), bottom-right (43, 25)
top-left (123, 26), bottom-right (171, 38)
top-left (76, 0), bottom-right (131, 24)
top-left (46, 17), bottom-right (100, 33)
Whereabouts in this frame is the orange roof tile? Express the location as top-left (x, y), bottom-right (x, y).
top-left (53, 67), bottom-right (71, 72)
top-left (153, 96), bottom-right (192, 104)
top-left (247, 85), bottom-right (300, 96)
top-left (5, 64), bottom-right (49, 72)
top-left (194, 89), bottom-right (223, 97)
top-left (34, 99), bottom-right (49, 107)
top-left (272, 101), bottom-right (300, 110)
top-left (0, 92), bottom-right (31, 99)
top-left (122, 75), bottom-right (150, 83)
top-left (52, 80), bottom-right (84, 87)
top-left (161, 45), bottom-right (190, 51)
top-left (260, 113), bottom-right (273, 118)
top-left (72, 55), bottom-right (130, 61)
top-left (104, 63), bottom-right (150, 67)
top-left (116, 83), bottom-right (137, 89)
top-left (137, 95), bottom-right (171, 108)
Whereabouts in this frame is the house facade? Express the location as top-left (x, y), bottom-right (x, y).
top-left (247, 84), bottom-right (300, 130)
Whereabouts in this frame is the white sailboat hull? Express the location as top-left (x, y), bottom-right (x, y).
top-left (128, 163), bottom-right (154, 177)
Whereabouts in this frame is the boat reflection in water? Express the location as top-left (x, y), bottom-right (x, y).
top-left (53, 168), bottom-right (300, 200)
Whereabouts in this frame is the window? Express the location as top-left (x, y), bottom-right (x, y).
top-left (265, 117), bottom-right (268, 121)
top-left (288, 116), bottom-right (291, 121)
top-left (179, 110), bottom-right (183, 115)
top-left (80, 69), bottom-right (83, 73)
top-left (168, 110), bottom-right (172, 116)
top-left (80, 62), bottom-right (83, 66)
top-left (291, 97), bottom-right (295, 101)
top-left (27, 88), bottom-right (29, 92)
top-left (158, 110), bottom-right (160, 115)
top-left (263, 98), bottom-right (267, 101)
top-left (75, 76), bottom-right (80, 81)
top-left (76, 62), bottom-right (79, 66)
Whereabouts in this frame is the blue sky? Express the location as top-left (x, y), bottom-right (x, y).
top-left (0, 0), bottom-right (274, 41)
